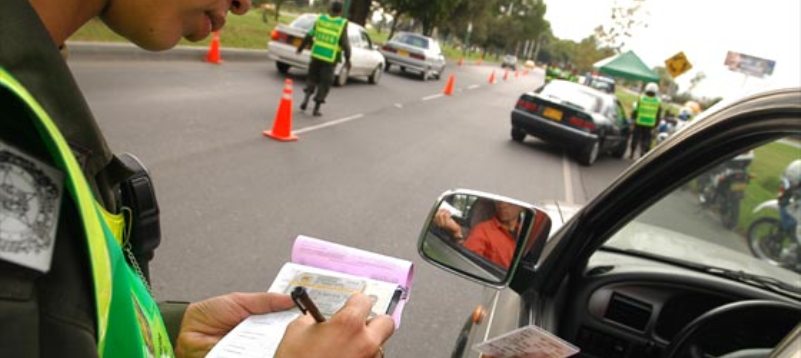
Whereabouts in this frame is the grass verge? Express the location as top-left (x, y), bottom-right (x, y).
top-left (737, 141), bottom-right (801, 232)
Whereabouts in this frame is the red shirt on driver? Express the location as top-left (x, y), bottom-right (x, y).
top-left (463, 217), bottom-right (518, 268)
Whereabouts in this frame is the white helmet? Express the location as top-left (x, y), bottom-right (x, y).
top-left (644, 82), bottom-right (659, 95)
top-left (784, 159), bottom-right (801, 188)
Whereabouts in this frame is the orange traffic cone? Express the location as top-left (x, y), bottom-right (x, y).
top-left (488, 70), bottom-right (496, 84)
top-left (205, 31), bottom-right (222, 64)
top-left (458, 58), bottom-right (464, 66)
top-left (443, 74), bottom-right (456, 96)
top-left (263, 79), bottom-right (298, 141)
top-left (503, 70), bottom-right (509, 81)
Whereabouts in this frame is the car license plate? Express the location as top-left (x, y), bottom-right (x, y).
top-left (397, 50), bottom-right (408, 57)
top-left (543, 107), bottom-right (563, 121)
top-left (730, 182), bottom-right (748, 191)
top-left (292, 38), bottom-right (302, 47)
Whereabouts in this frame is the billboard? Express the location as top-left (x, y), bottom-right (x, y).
top-left (724, 51), bottom-right (776, 78)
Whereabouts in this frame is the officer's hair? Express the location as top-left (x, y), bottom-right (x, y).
top-left (330, 1), bottom-right (343, 14)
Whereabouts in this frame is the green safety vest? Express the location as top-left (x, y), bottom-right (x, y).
top-left (635, 95), bottom-right (661, 127)
top-left (0, 68), bottom-right (173, 357)
top-left (310, 14), bottom-right (347, 63)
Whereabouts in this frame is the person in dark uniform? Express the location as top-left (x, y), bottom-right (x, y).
top-left (0, 0), bottom-right (392, 356)
top-left (296, 1), bottom-right (352, 116)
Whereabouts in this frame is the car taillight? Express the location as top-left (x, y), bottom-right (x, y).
top-left (568, 116), bottom-right (596, 131)
top-left (381, 45), bottom-right (396, 53)
top-left (270, 29), bottom-right (280, 41)
top-left (516, 99), bottom-right (538, 112)
top-left (410, 53), bottom-right (425, 60)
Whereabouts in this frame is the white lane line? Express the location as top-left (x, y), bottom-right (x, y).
top-left (422, 93), bottom-right (443, 101)
top-left (467, 84), bottom-right (480, 90)
top-left (294, 113), bottom-right (364, 135)
top-left (562, 153), bottom-right (575, 205)
top-left (394, 103), bottom-right (403, 108)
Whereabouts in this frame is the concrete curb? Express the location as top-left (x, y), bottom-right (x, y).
top-left (65, 41), bottom-right (269, 62)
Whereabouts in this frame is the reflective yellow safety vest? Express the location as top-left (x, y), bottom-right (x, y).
top-left (635, 95), bottom-right (661, 127)
top-left (310, 14), bottom-right (347, 63)
top-left (0, 68), bottom-right (173, 357)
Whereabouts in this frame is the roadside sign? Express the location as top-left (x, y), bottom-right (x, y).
top-left (724, 51), bottom-right (776, 78)
top-left (665, 52), bottom-right (692, 78)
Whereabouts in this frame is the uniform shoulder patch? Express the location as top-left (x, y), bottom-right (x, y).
top-left (0, 141), bottom-right (63, 273)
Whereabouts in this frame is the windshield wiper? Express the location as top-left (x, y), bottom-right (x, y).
top-left (599, 247), bottom-right (801, 297)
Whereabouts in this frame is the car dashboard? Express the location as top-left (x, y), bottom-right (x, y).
top-left (558, 250), bottom-right (800, 358)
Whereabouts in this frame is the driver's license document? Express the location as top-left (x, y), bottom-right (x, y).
top-left (473, 324), bottom-right (579, 358)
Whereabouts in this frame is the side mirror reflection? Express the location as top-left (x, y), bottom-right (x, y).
top-left (418, 190), bottom-right (551, 286)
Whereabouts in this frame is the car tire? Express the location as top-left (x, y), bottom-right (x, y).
top-left (368, 65), bottom-right (382, 84)
top-left (420, 69), bottom-right (428, 81)
top-left (400, 66), bottom-right (406, 72)
top-left (334, 66), bottom-right (349, 87)
top-left (276, 62), bottom-right (290, 74)
top-left (578, 141), bottom-right (600, 166)
top-left (511, 127), bottom-right (526, 142)
top-left (611, 139), bottom-right (627, 158)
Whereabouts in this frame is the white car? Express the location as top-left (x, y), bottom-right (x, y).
top-left (267, 14), bottom-right (385, 86)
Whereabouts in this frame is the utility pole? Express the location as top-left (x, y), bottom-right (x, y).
top-left (463, 22), bottom-right (473, 56)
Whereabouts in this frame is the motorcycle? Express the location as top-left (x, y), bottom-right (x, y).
top-left (655, 116), bottom-right (687, 145)
top-left (698, 151), bottom-right (754, 229)
top-left (747, 188), bottom-right (801, 273)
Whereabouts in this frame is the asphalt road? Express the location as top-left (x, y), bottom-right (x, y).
top-left (68, 56), bottom-right (633, 357)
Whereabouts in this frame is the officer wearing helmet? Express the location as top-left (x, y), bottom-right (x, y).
top-left (629, 82), bottom-right (663, 159)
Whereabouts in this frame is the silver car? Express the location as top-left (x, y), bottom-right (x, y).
top-left (267, 14), bottom-right (386, 86)
top-left (380, 32), bottom-right (446, 81)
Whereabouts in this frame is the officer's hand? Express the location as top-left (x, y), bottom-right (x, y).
top-left (345, 61), bottom-right (352, 70)
top-left (275, 293), bottom-right (394, 358)
top-left (175, 292), bottom-right (294, 358)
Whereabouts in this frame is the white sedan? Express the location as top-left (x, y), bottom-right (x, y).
top-left (267, 14), bottom-right (385, 86)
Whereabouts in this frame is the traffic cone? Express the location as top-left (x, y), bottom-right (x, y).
top-left (503, 70), bottom-right (509, 81)
top-left (488, 70), bottom-right (496, 84)
top-left (263, 79), bottom-right (298, 141)
top-left (205, 31), bottom-right (222, 64)
top-left (458, 58), bottom-right (464, 66)
top-left (443, 74), bottom-right (455, 96)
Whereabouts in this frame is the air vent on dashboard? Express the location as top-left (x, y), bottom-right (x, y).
top-left (604, 293), bottom-right (652, 331)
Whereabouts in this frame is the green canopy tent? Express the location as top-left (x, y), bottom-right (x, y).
top-left (594, 50), bottom-right (660, 83)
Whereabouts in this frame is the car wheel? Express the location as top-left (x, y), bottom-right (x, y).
top-left (578, 141), bottom-right (600, 166)
top-left (420, 69), bottom-right (428, 81)
top-left (511, 127), bottom-right (526, 142)
top-left (400, 66), bottom-right (406, 72)
top-left (368, 65), bottom-right (382, 84)
top-left (611, 139), bottom-right (627, 158)
top-left (334, 67), bottom-right (349, 87)
top-left (276, 62), bottom-right (290, 74)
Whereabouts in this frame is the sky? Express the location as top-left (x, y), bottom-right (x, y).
top-left (544, 0), bottom-right (801, 99)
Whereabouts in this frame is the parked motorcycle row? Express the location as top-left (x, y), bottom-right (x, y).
top-left (693, 151), bottom-right (801, 274)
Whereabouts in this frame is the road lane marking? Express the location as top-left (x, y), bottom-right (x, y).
top-left (294, 113), bottom-right (364, 135)
top-left (467, 84), bottom-right (480, 90)
top-left (422, 94), bottom-right (443, 101)
top-left (394, 103), bottom-right (403, 108)
top-left (562, 153), bottom-right (575, 205)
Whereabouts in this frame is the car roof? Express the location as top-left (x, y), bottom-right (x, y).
top-left (394, 31), bottom-right (434, 40)
top-left (547, 80), bottom-right (615, 100)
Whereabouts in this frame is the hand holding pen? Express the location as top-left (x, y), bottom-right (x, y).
top-left (276, 289), bottom-right (395, 358)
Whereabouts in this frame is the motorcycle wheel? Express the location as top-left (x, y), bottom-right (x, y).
top-left (720, 194), bottom-right (740, 229)
top-left (747, 217), bottom-right (786, 266)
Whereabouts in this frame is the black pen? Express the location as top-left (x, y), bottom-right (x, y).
top-left (291, 286), bottom-right (326, 323)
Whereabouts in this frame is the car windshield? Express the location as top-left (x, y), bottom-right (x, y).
top-left (392, 33), bottom-right (430, 49)
top-left (603, 140), bottom-right (801, 293)
top-left (290, 14), bottom-right (317, 31)
top-left (539, 81), bottom-right (602, 112)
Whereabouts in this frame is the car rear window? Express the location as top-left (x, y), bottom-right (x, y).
top-left (540, 81), bottom-right (602, 112)
top-left (392, 33), bottom-right (430, 49)
top-left (290, 14), bottom-right (318, 31)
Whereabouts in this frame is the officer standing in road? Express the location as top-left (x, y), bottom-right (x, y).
top-left (629, 82), bottom-right (663, 159)
top-left (0, 0), bottom-right (392, 356)
top-left (296, 1), bottom-right (352, 117)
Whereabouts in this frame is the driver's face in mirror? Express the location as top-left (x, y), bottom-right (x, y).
top-left (430, 197), bottom-right (526, 269)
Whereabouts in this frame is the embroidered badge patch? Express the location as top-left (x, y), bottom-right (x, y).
top-left (0, 142), bottom-right (63, 273)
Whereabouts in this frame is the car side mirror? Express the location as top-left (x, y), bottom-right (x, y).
top-left (417, 189), bottom-right (551, 287)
